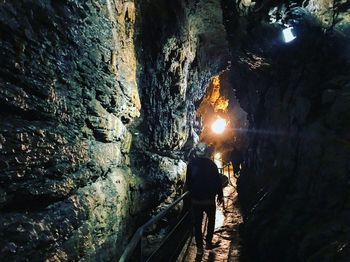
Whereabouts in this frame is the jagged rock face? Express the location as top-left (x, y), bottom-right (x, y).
top-left (223, 1), bottom-right (350, 260)
top-left (0, 1), bottom-right (145, 261)
top-left (0, 0), bottom-right (230, 260)
top-left (135, 0), bottom-right (230, 152)
top-left (5, 0), bottom-right (348, 261)
top-left (306, 0), bottom-right (350, 32)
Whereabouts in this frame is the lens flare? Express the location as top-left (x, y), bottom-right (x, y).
top-left (212, 118), bottom-right (227, 134)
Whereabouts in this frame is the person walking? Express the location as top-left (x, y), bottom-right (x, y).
top-left (185, 143), bottom-right (223, 254)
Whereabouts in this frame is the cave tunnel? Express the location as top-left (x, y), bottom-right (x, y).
top-left (0, 0), bottom-right (350, 261)
top-left (195, 72), bottom-right (248, 164)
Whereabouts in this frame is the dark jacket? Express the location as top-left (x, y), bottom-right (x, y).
top-left (185, 157), bottom-right (223, 201)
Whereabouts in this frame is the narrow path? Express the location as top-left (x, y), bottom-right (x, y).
top-left (177, 177), bottom-right (243, 262)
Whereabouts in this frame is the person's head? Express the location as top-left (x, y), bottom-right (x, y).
top-left (195, 142), bottom-right (207, 156)
top-left (189, 142), bottom-right (211, 159)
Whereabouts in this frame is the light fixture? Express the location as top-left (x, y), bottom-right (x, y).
top-left (211, 118), bottom-right (227, 134)
top-left (282, 26), bottom-right (296, 43)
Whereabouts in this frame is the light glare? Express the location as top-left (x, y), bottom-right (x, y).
top-left (215, 208), bottom-right (225, 229)
top-left (214, 152), bottom-right (221, 159)
top-left (282, 27), bottom-right (296, 43)
top-left (214, 152), bottom-right (222, 168)
top-left (212, 118), bottom-right (227, 134)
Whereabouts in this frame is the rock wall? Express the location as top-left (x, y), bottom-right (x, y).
top-left (129, 0), bottom-right (231, 252)
top-left (0, 0), bottom-right (232, 260)
top-left (0, 1), bottom-right (145, 261)
top-left (223, 1), bottom-right (350, 260)
top-left (135, 0), bottom-right (230, 153)
top-left (129, 0), bottom-right (231, 227)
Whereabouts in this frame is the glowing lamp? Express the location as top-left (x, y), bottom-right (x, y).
top-left (212, 118), bottom-right (227, 134)
top-left (282, 27), bottom-right (296, 43)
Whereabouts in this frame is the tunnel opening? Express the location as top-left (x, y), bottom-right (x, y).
top-left (195, 70), bottom-right (248, 172)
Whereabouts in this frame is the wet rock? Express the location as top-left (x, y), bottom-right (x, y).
top-left (136, 0), bottom-right (230, 151)
top-left (0, 0), bottom-right (231, 260)
top-left (222, 2), bottom-right (350, 260)
top-left (0, 0), bottom-right (143, 260)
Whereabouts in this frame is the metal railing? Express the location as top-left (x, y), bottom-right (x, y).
top-left (218, 161), bottom-right (231, 176)
top-left (119, 191), bottom-right (190, 262)
top-left (120, 157), bottom-right (237, 261)
top-left (218, 161), bottom-right (235, 187)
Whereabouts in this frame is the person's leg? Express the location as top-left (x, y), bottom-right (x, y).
top-left (205, 205), bottom-right (216, 247)
top-left (192, 205), bottom-right (204, 248)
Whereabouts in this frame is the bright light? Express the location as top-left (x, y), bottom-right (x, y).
top-left (215, 208), bottom-right (225, 229)
top-left (214, 152), bottom-right (222, 168)
top-left (214, 152), bottom-right (221, 160)
top-left (211, 118), bottom-right (227, 134)
top-left (282, 27), bottom-right (296, 43)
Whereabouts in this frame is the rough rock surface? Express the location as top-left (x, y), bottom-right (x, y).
top-left (0, 1), bottom-right (144, 261)
top-left (222, 1), bottom-right (350, 260)
top-left (4, 0), bottom-right (349, 261)
top-left (0, 0), bottom-right (231, 261)
top-left (135, 0), bottom-right (230, 153)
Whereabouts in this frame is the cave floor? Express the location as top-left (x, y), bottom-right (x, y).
top-left (177, 177), bottom-right (243, 262)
